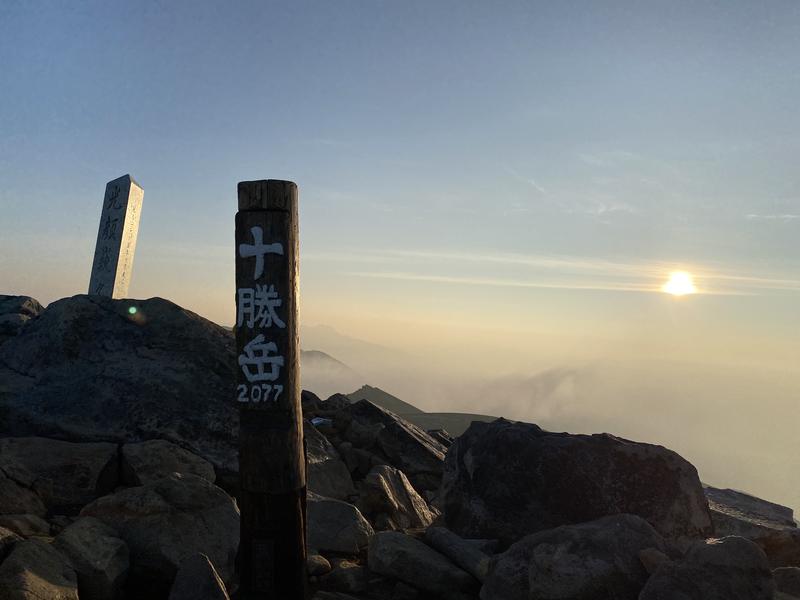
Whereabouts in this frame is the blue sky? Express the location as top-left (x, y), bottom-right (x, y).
top-left (1, 1), bottom-right (798, 348)
top-left (0, 2), bottom-right (800, 342)
top-left (2, 1), bottom-right (800, 508)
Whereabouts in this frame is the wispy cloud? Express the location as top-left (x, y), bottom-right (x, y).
top-left (348, 271), bottom-right (662, 293)
top-left (504, 166), bottom-right (547, 195)
top-left (746, 213), bottom-right (800, 221)
top-left (313, 248), bottom-right (800, 296)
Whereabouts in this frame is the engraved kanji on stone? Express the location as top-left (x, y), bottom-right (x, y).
top-left (238, 226), bottom-right (283, 279)
top-left (105, 185), bottom-right (123, 210)
top-left (238, 334), bottom-right (285, 382)
top-left (101, 215), bottom-right (120, 241)
top-left (96, 246), bottom-right (113, 272)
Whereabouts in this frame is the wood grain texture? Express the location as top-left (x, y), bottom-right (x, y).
top-left (238, 179), bottom-right (298, 211)
top-left (235, 179), bottom-right (307, 599)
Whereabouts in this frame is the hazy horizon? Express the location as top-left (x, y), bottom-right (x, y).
top-left (2, 3), bottom-right (798, 511)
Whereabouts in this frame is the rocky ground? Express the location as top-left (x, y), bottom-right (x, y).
top-left (0, 294), bottom-right (797, 600)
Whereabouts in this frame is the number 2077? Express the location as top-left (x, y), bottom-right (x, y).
top-left (237, 383), bottom-right (283, 403)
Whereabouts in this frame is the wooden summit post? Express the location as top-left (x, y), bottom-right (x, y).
top-left (235, 180), bottom-right (306, 599)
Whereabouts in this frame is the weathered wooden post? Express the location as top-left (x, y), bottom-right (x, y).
top-left (235, 180), bottom-right (307, 599)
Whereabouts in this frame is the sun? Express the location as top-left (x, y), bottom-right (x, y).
top-left (662, 271), bottom-right (697, 296)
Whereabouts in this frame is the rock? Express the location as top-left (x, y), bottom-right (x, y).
top-left (774, 567), bottom-right (800, 597)
top-left (81, 473), bottom-right (239, 596)
top-left (705, 486), bottom-right (796, 529)
top-left (424, 526), bottom-right (490, 582)
top-left (0, 295), bottom-right (41, 341)
top-left (0, 467), bottom-right (46, 517)
top-left (307, 493), bottom-right (373, 555)
top-left (639, 547), bottom-right (670, 574)
top-left (0, 538), bottom-right (78, 600)
top-left (334, 400), bottom-right (446, 492)
top-left (358, 465), bottom-right (436, 531)
top-left (0, 296), bottom-right (240, 474)
top-left (53, 517), bottom-right (129, 600)
top-left (0, 526), bottom-right (21, 560)
top-left (440, 419), bottom-right (712, 545)
top-left (305, 421), bottom-right (356, 501)
top-left (319, 558), bottom-right (368, 594)
top-left (0, 514), bottom-right (51, 537)
top-left (427, 429), bottom-right (453, 448)
top-left (168, 553), bottom-right (230, 600)
top-left (480, 513), bottom-right (667, 600)
top-left (307, 553), bottom-right (332, 576)
top-left (324, 393), bottom-right (352, 412)
top-left (639, 536), bottom-right (774, 600)
top-left (47, 516), bottom-right (76, 535)
top-left (121, 439), bottom-right (216, 485)
top-left (463, 538), bottom-right (499, 555)
top-left (707, 485), bottom-right (797, 541)
top-left (368, 531), bottom-right (478, 599)
top-left (756, 528), bottom-right (800, 568)
top-left (0, 437), bottom-right (118, 514)
top-left (302, 390), bottom-right (324, 415)
top-left (392, 581), bottom-right (420, 600)
top-left (311, 592), bottom-right (363, 600)
top-left (339, 443), bottom-right (384, 480)
top-left (703, 486), bottom-right (800, 568)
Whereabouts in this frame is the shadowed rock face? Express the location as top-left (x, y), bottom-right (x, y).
top-left (334, 400), bottom-right (447, 492)
top-left (440, 419), bottom-right (713, 545)
top-left (0, 295), bottom-right (240, 472)
top-left (481, 514), bottom-right (668, 600)
top-left (639, 536), bottom-right (775, 600)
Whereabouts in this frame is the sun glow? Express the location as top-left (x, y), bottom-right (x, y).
top-left (662, 271), bottom-right (697, 296)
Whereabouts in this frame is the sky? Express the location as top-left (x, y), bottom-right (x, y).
top-left (1, 2), bottom-right (799, 508)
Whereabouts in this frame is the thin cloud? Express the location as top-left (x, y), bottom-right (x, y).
top-left (322, 248), bottom-right (800, 296)
top-left (348, 271), bottom-right (662, 293)
top-left (504, 166), bottom-right (547, 195)
top-left (746, 213), bottom-right (800, 221)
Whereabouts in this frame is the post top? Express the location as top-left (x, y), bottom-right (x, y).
top-left (238, 179), bottom-right (298, 211)
top-left (107, 174), bottom-right (142, 189)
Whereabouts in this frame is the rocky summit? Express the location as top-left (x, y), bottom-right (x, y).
top-left (0, 293), bottom-right (797, 600)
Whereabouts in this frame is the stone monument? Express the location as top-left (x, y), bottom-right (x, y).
top-left (88, 174), bottom-right (144, 298)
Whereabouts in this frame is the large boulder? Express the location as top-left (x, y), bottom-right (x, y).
top-left (368, 531), bottom-right (478, 599)
top-left (705, 486), bottom-right (796, 531)
top-left (167, 553), bottom-right (230, 600)
top-left (0, 515), bottom-right (50, 538)
top-left (774, 567), bottom-right (800, 598)
top-left (53, 517), bottom-right (129, 600)
top-left (0, 538), bottom-right (78, 600)
top-left (357, 465), bottom-right (436, 531)
top-left (307, 493), bottom-right (374, 555)
top-left (0, 296), bottom-right (240, 472)
top-left (0, 295), bottom-right (41, 342)
top-left (305, 422), bottom-right (356, 501)
top-left (80, 473), bottom-right (239, 596)
top-left (756, 529), bottom-right (800, 568)
top-left (333, 400), bottom-right (446, 492)
top-left (0, 437), bottom-right (118, 514)
top-left (121, 440), bottom-right (216, 485)
top-left (0, 526), bottom-right (21, 560)
top-left (480, 514), bottom-right (668, 600)
top-left (440, 419), bottom-right (712, 545)
top-left (0, 467), bottom-right (46, 517)
top-left (639, 536), bottom-right (774, 599)
top-left (704, 485), bottom-right (799, 568)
